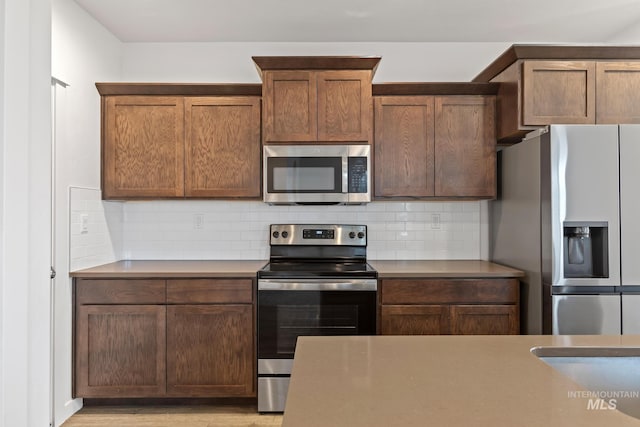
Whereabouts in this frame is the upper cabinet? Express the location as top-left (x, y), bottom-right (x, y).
top-left (473, 45), bottom-right (640, 143)
top-left (253, 56), bottom-right (380, 144)
top-left (102, 96), bottom-right (185, 199)
top-left (184, 97), bottom-right (261, 198)
top-left (374, 96), bottom-right (435, 197)
top-left (97, 84), bottom-right (262, 200)
top-left (596, 61), bottom-right (640, 123)
top-left (434, 95), bottom-right (496, 198)
top-left (373, 84), bottom-right (498, 200)
top-left (521, 60), bottom-right (596, 126)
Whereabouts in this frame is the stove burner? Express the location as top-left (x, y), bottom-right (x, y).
top-left (258, 224), bottom-right (377, 280)
top-left (259, 261), bottom-right (377, 279)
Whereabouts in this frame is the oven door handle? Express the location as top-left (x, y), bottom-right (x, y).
top-left (258, 279), bottom-right (377, 291)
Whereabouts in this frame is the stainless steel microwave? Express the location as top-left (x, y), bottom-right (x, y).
top-left (263, 144), bottom-right (371, 205)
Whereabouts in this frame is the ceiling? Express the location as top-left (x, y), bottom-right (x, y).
top-left (73, 0), bottom-right (640, 43)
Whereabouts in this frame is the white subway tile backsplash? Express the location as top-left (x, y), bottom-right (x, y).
top-left (77, 200), bottom-right (484, 261)
top-left (69, 188), bottom-right (122, 271)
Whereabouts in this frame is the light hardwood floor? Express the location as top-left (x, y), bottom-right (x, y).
top-left (61, 404), bottom-right (283, 427)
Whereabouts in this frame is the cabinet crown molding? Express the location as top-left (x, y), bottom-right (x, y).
top-left (252, 56), bottom-right (381, 80)
top-left (95, 83), bottom-right (262, 96)
top-left (473, 44), bottom-right (640, 82)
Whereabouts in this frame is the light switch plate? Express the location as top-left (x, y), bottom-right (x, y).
top-left (80, 213), bottom-right (89, 234)
top-left (431, 213), bottom-right (441, 229)
top-left (194, 214), bottom-right (204, 229)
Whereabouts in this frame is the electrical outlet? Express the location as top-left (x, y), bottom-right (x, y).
top-left (431, 213), bottom-right (441, 229)
top-left (80, 213), bottom-right (89, 234)
top-left (194, 214), bottom-right (204, 229)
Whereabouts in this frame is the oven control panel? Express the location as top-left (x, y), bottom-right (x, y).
top-left (302, 229), bottom-right (335, 239)
top-left (270, 224), bottom-right (366, 246)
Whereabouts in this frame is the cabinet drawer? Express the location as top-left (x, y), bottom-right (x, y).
top-left (76, 279), bottom-right (166, 305)
top-left (380, 279), bottom-right (519, 305)
top-left (450, 305), bottom-right (519, 335)
top-left (380, 305), bottom-right (450, 335)
top-left (167, 279), bottom-right (253, 304)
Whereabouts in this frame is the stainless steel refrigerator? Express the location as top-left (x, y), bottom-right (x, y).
top-left (490, 124), bottom-right (640, 335)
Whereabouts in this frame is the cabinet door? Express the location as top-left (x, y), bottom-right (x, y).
top-left (166, 305), bottom-right (254, 396)
top-left (263, 70), bottom-right (317, 142)
top-left (317, 70), bottom-right (372, 142)
top-left (380, 305), bottom-right (449, 335)
top-left (522, 60), bottom-right (596, 125)
top-left (103, 96), bottom-right (184, 198)
top-left (596, 61), bottom-right (640, 123)
top-left (184, 97), bottom-right (261, 198)
top-left (450, 305), bottom-right (519, 335)
top-left (75, 305), bottom-right (166, 397)
top-left (374, 96), bottom-right (435, 197)
top-left (434, 96), bottom-right (496, 198)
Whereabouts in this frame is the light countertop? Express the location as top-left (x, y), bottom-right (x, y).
top-left (70, 259), bottom-right (523, 279)
top-left (370, 260), bottom-right (524, 278)
top-left (283, 335), bottom-right (640, 427)
top-left (69, 260), bottom-right (267, 278)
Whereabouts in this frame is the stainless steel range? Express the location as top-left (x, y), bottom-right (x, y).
top-left (257, 224), bottom-right (378, 412)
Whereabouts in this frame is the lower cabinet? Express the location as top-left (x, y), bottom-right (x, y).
top-left (74, 278), bottom-right (255, 398)
top-left (166, 304), bottom-right (253, 396)
top-left (380, 305), bottom-right (450, 335)
top-left (75, 304), bottom-right (166, 397)
top-left (450, 304), bottom-right (518, 335)
top-left (379, 278), bottom-right (520, 335)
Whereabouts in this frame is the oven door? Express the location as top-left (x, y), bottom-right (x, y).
top-left (257, 279), bottom-right (377, 360)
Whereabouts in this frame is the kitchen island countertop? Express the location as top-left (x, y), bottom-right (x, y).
top-left (283, 335), bottom-right (640, 427)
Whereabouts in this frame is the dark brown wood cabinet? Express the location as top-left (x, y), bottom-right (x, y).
top-left (262, 70), bottom-right (316, 142)
top-left (253, 56), bottom-right (380, 145)
top-left (98, 84), bottom-right (262, 200)
top-left (74, 279), bottom-right (167, 397)
top-left (317, 71), bottom-right (372, 142)
top-left (76, 304), bottom-right (166, 397)
top-left (166, 304), bottom-right (253, 396)
top-left (374, 96), bottom-right (435, 197)
top-left (596, 61), bottom-right (640, 123)
top-left (184, 97), bottom-right (261, 198)
top-left (262, 69), bottom-right (372, 144)
top-left (380, 305), bottom-right (449, 335)
top-left (374, 94), bottom-right (496, 199)
top-left (434, 96), bottom-right (496, 198)
top-left (165, 279), bottom-right (254, 397)
top-left (523, 60), bottom-right (640, 127)
top-left (450, 305), bottom-right (519, 335)
top-left (521, 60), bottom-right (596, 126)
top-left (74, 278), bottom-right (255, 399)
top-left (473, 46), bottom-right (640, 142)
top-left (379, 278), bottom-right (520, 335)
top-left (102, 96), bottom-right (185, 199)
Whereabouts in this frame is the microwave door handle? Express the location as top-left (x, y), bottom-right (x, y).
top-left (342, 155), bottom-right (348, 193)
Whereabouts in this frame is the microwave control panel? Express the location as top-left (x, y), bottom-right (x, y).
top-left (348, 157), bottom-right (368, 193)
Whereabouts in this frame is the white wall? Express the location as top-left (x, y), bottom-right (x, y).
top-left (0, 0), bottom-right (6, 422)
top-left (1, 0), bottom-right (52, 426)
top-left (51, 0), bottom-right (123, 425)
top-left (122, 42), bottom-right (511, 83)
top-left (605, 20), bottom-right (640, 43)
